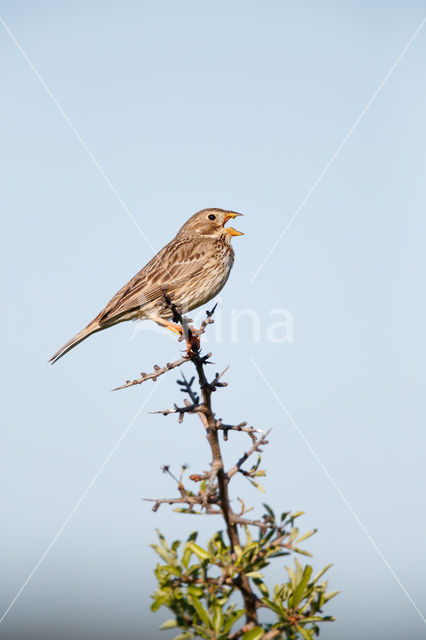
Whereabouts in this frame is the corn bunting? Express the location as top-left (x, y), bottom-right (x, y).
top-left (49, 208), bottom-right (243, 363)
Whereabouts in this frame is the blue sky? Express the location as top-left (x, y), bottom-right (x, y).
top-left (1, 2), bottom-right (426, 638)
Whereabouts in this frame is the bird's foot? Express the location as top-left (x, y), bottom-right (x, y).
top-left (153, 317), bottom-right (183, 336)
top-left (152, 316), bottom-right (200, 356)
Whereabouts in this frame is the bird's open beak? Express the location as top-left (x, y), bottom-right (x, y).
top-left (223, 212), bottom-right (244, 236)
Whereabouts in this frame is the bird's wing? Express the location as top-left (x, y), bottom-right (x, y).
top-left (96, 238), bottom-right (207, 325)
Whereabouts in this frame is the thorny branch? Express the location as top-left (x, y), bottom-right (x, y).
top-left (117, 293), bottom-right (336, 638)
top-left (118, 296), bottom-right (279, 628)
top-left (226, 430), bottom-right (271, 479)
top-left (216, 420), bottom-right (265, 442)
top-left (112, 356), bottom-right (190, 391)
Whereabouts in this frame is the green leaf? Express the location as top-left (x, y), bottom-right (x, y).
top-left (173, 508), bottom-right (199, 514)
top-left (158, 531), bottom-right (170, 551)
top-left (182, 546), bottom-right (192, 568)
top-left (222, 609), bottom-right (244, 634)
top-left (294, 558), bottom-right (303, 581)
top-left (290, 565), bottom-right (313, 608)
top-left (244, 525), bottom-right (253, 546)
top-left (187, 531), bottom-right (198, 542)
top-left (188, 542), bottom-right (210, 562)
top-left (296, 529), bottom-right (317, 544)
top-left (262, 528), bottom-right (275, 544)
top-left (253, 579), bottom-right (269, 597)
top-left (324, 590), bottom-right (340, 603)
top-left (249, 480), bottom-right (265, 493)
top-left (245, 571), bottom-right (264, 579)
top-left (188, 564), bottom-right (201, 576)
top-left (159, 619), bottom-right (178, 630)
top-left (269, 551), bottom-right (290, 559)
top-left (162, 564), bottom-right (181, 577)
top-left (289, 527), bottom-right (299, 543)
top-left (234, 544), bottom-right (243, 559)
top-left (297, 616), bottom-right (325, 623)
top-left (286, 565), bottom-right (296, 588)
top-left (234, 542), bottom-right (259, 566)
top-left (313, 563), bottom-right (333, 583)
top-left (150, 544), bottom-right (172, 564)
top-left (212, 606), bottom-right (224, 633)
top-left (151, 595), bottom-right (168, 612)
top-left (263, 598), bottom-right (283, 616)
top-left (297, 626), bottom-right (313, 640)
top-left (189, 595), bottom-right (212, 627)
top-left (192, 626), bottom-right (214, 639)
top-left (293, 548), bottom-right (313, 557)
top-left (262, 503), bottom-right (274, 517)
top-left (242, 626), bottom-right (265, 640)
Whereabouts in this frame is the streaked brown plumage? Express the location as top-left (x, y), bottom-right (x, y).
top-left (49, 208), bottom-right (243, 364)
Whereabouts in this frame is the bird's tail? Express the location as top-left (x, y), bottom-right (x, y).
top-left (49, 321), bottom-right (103, 364)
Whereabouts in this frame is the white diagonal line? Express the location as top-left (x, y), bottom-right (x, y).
top-left (0, 14), bottom-right (174, 277)
top-left (250, 17), bottom-right (426, 284)
top-left (250, 356), bottom-right (426, 625)
top-left (0, 382), bottom-right (160, 625)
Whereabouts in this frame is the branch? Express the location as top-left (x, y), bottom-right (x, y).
top-left (230, 515), bottom-right (283, 531)
top-left (170, 574), bottom-right (234, 588)
top-left (205, 366), bottom-right (229, 391)
top-left (228, 624), bottom-right (257, 640)
top-left (113, 355), bottom-right (190, 391)
top-left (189, 302), bottom-right (217, 339)
top-left (216, 420), bottom-right (265, 442)
top-left (145, 494), bottom-right (221, 513)
top-left (150, 372), bottom-right (207, 422)
top-left (150, 399), bottom-right (203, 423)
top-left (177, 373), bottom-right (200, 405)
top-left (226, 430), bottom-right (271, 479)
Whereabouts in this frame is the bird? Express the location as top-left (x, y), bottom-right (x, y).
top-left (49, 208), bottom-right (243, 364)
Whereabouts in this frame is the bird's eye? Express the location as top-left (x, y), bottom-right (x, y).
top-left (208, 214), bottom-right (216, 221)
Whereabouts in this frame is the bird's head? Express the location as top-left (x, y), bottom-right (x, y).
top-left (177, 208), bottom-right (244, 241)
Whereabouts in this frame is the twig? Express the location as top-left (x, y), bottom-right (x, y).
top-left (226, 430), bottom-right (271, 479)
top-left (216, 421), bottom-right (265, 442)
top-left (228, 624), bottom-right (258, 640)
top-left (150, 400), bottom-right (203, 422)
top-left (230, 515), bottom-right (283, 531)
top-left (178, 373), bottom-right (200, 405)
top-left (150, 372), bottom-right (205, 422)
top-left (191, 303), bottom-right (217, 338)
top-left (113, 355), bottom-right (189, 391)
top-left (205, 366), bottom-right (229, 391)
top-left (144, 495), bottom-right (221, 513)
